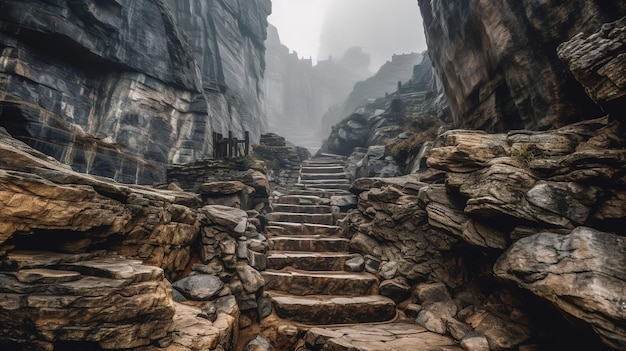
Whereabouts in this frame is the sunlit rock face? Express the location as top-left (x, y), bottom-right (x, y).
top-left (0, 0), bottom-right (270, 184)
top-left (418, 0), bottom-right (626, 132)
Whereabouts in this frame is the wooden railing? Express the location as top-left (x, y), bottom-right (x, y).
top-left (213, 131), bottom-right (250, 159)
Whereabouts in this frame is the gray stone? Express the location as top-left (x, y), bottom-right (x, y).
top-left (460, 335), bottom-right (490, 351)
top-left (236, 263), bottom-right (265, 293)
top-left (344, 255), bottom-right (365, 272)
top-left (379, 277), bottom-right (411, 303)
top-left (257, 292), bottom-right (273, 320)
top-left (378, 261), bottom-right (399, 280)
top-left (172, 274), bottom-right (224, 301)
top-left (413, 282), bottom-right (451, 304)
top-left (364, 255), bottom-right (381, 275)
top-left (203, 205), bottom-right (248, 234)
top-left (245, 335), bottom-right (271, 351)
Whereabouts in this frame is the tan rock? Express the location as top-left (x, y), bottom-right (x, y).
top-left (495, 227), bottom-right (626, 349)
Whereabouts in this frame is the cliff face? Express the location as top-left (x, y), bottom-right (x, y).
top-left (418, 0), bottom-right (626, 132)
top-left (319, 52), bottom-right (424, 134)
top-left (0, 0), bottom-right (270, 184)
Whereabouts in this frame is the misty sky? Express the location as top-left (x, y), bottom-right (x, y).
top-left (268, 0), bottom-right (426, 71)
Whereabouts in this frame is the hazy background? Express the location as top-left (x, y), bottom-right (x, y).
top-left (269, 0), bottom-right (426, 71)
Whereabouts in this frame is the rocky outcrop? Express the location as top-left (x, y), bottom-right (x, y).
top-left (0, 0), bottom-right (270, 184)
top-left (0, 253), bottom-right (175, 350)
top-left (0, 125), bottom-right (274, 349)
top-left (343, 116), bottom-right (625, 349)
top-left (0, 127), bottom-right (201, 279)
top-left (557, 16), bottom-right (626, 119)
top-left (418, 0), bottom-right (626, 131)
top-left (495, 227), bottom-right (626, 349)
top-left (319, 53), bottom-right (424, 134)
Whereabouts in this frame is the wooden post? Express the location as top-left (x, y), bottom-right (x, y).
top-left (228, 131), bottom-right (233, 158)
top-left (212, 132), bottom-right (217, 158)
top-left (233, 137), bottom-right (239, 157)
top-left (244, 131), bottom-right (250, 156)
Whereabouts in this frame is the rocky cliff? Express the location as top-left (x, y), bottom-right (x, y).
top-left (0, 0), bottom-right (270, 184)
top-left (319, 52), bottom-right (424, 135)
top-left (417, 0), bottom-right (626, 132)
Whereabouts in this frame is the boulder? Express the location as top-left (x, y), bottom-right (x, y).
top-left (0, 253), bottom-right (174, 349)
top-left (558, 17), bottom-right (626, 117)
top-left (172, 274), bottom-right (224, 301)
top-left (494, 227), bottom-right (626, 349)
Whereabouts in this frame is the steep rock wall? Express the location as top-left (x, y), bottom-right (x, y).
top-left (418, 0), bottom-right (626, 131)
top-left (0, 0), bottom-right (270, 184)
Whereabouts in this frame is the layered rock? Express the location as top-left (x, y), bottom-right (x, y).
top-left (418, 0), bottom-right (626, 131)
top-left (0, 0), bottom-right (270, 184)
top-left (0, 127), bottom-right (201, 279)
top-left (0, 253), bottom-right (175, 350)
top-left (557, 16), bottom-right (626, 119)
top-left (495, 227), bottom-right (626, 349)
top-left (342, 117), bottom-right (625, 349)
top-left (319, 52), bottom-right (424, 134)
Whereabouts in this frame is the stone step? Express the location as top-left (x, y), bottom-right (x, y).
top-left (300, 172), bottom-right (351, 181)
top-left (270, 293), bottom-right (396, 325)
top-left (266, 212), bottom-right (335, 225)
top-left (267, 222), bottom-right (341, 236)
top-left (267, 251), bottom-right (355, 271)
top-left (272, 204), bottom-right (332, 214)
top-left (305, 183), bottom-right (352, 191)
top-left (268, 236), bottom-right (351, 252)
top-left (276, 195), bottom-right (329, 205)
top-left (300, 166), bottom-right (346, 174)
top-left (283, 189), bottom-right (351, 198)
top-left (303, 323), bottom-right (462, 350)
top-left (302, 160), bottom-right (345, 166)
top-left (301, 178), bottom-right (351, 184)
top-left (262, 269), bottom-right (379, 296)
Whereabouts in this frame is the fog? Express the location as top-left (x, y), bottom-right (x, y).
top-left (318, 0), bottom-right (426, 71)
top-left (270, 0), bottom-right (426, 71)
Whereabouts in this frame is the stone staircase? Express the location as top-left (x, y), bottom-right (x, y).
top-left (263, 155), bottom-right (397, 326)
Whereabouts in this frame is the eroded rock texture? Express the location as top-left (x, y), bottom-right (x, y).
top-left (345, 117), bottom-right (625, 349)
top-left (0, 253), bottom-right (175, 350)
top-left (495, 227), bottom-right (626, 350)
top-left (418, 0), bottom-right (626, 131)
top-left (0, 0), bottom-right (270, 184)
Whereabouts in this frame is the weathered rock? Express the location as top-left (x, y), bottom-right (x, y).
top-left (494, 227), bottom-right (626, 349)
top-left (236, 263), bottom-right (264, 294)
top-left (135, 302), bottom-right (238, 351)
top-left (344, 255), bottom-right (365, 272)
top-left (172, 274), bottom-right (224, 301)
top-left (305, 323), bottom-right (462, 351)
top-left (0, 254), bottom-right (174, 349)
top-left (465, 310), bottom-right (531, 350)
top-left (558, 16), bottom-right (626, 118)
top-left (413, 282), bottom-right (451, 304)
top-left (201, 205), bottom-right (249, 234)
top-left (0, 127), bottom-right (200, 278)
top-left (416, 301), bottom-right (458, 335)
top-left (379, 277), bottom-right (411, 303)
top-left (418, 0), bottom-right (625, 131)
top-left (244, 335), bottom-right (271, 351)
top-left (460, 335), bottom-right (490, 351)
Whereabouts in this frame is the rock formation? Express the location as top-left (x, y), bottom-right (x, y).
top-left (0, 124), bottom-right (276, 350)
top-left (0, 0), bottom-right (270, 184)
top-left (319, 52), bottom-right (424, 134)
top-left (417, 0), bottom-right (626, 131)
